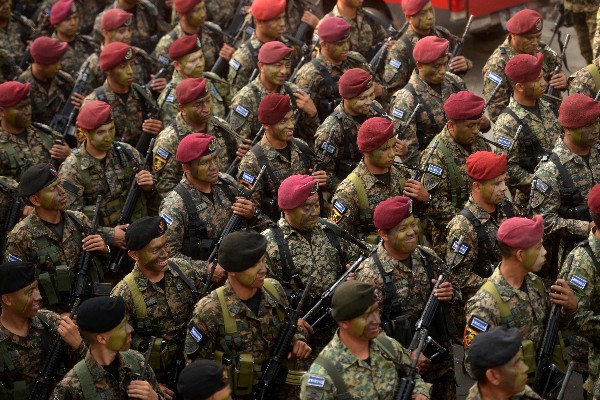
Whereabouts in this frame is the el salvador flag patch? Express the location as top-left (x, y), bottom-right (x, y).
top-left (8, 254), bottom-right (22, 262)
top-left (230, 59), bottom-right (240, 70)
top-left (389, 58), bottom-right (401, 69)
top-left (307, 375), bottom-right (325, 388)
top-left (487, 72), bottom-right (503, 84)
top-left (333, 200), bottom-right (346, 214)
top-left (161, 213), bottom-right (173, 227)
top-left (427, 164), bottom-right (443, 176)
top-left (190, 326), bottom-right (203, 343)
top-left (241, 172), bottom-right (256, 185)
top-left (497, 137), bottom-right (511, 148)
top-left (392, 108), bottom-right (404, 119)
top-left (235, 105), bottom-right (249, 118)
top-left (471, 317), bottom-right (489, 332)
top-left (451, 240), bottom-right (469, 255)
top-left (157, 147), bottom-right (170, 159)
top-left (570, 275), bottom-right (587, 290)
top-left (166, 94), bottom-right (175, 103)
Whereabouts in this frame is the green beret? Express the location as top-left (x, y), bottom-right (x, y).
top-left (218, 231), bottom-right (267, 272)
top-left (126, 216), bottom-right (167, 251)
top-left (177, 360), bottom-right (228, 399)
top-left (0, 262), bottom-right (35, 294)
top-left (331, 280), bottom-right (376, 321)
top-left (77, 296), bottom-right (126, 333)
top-left (468, 326), bottom-right (522, 370)
top-left (18, 163), bottom-right (58, 197)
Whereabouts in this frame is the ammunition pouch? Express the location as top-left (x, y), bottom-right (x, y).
top-left (317, 99), bottom-right (338, 122)
top-left (181, 238), bottom-right (215, 261)
top-left (472, 262), bottom-right (496, 279)
top-left (381, 315), bottom-right (413, 349)
top-left (216, 352), bottom-right (259, 396)
top-left (0, 381), bottom-right (28, 400)
top-left (557, 204), bottom-right (589, 221)
top-left (260, 196), bottom-right (280, 221)
top-left (38, 266), bottom-right (72, 306)
top-left (334, 160), bottom-right (358, 181)
top-left (357, 209), bottom-right (375, 236)
top-left (101, 197), bottom-right (123, 226)
top-left (522, 339), bottom-right (537, 379)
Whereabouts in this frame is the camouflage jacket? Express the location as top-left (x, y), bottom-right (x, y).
top-left (204, 0), bottom-right (237, 27)
top-left (0, 18), bottom-right (27, 59)
top-left (152, 24), bottom-right (219, 71)
top-left (38, 0), bottom-right (107, 35)
top-left (0, 48), bottom-right (21, 84)
top-left (51, 32), bottom-right (99, 77)
top-left (568, 56), bottom-right (600, 98)
top-left (466, 383), bottom-right (542, 400)
top-left (0, 176), bottom-right (18, 234)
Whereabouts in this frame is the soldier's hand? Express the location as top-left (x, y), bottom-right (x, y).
top-left (310, 170), bottom-right (328, 188)
top-left (373, 82), bottom-right (383, 98)
top-left (236, 139), bottom-right (252, 160)
top-left (550, 278), bottom-right (578, 314)
top-left (136, 170), bottom-right (154, 191)
top-left (127, 380), bottom-right (159, 400)
top-left (298, 318), bottom-right (314, 335)
top-left (294, 91), bottom-right (317, 118)
top-left (385, 39), bottom-right (396, 51)
top-left (58, 316), bottom-right (83, 350)
top-left (410, 349), bottom-right (431, 373)
top-left (403, 179), bottom-right (429, 202)
top-left (149, 76), bottom-right (167, 93)
top-left (289, 339), bottom-right (311, 359)
top-left (219, 43), bottom-right (235, 61)
top-left (449, 56), bottom-right (469, 73)
top-left (432, 280), bottom-right (453, 302)
top-left (50, 141), bottom-right (72, 161)
top-left (394, 139), bottom-right (408, 158)
top-left (71, 92), bottom-right (85, 109)
top-left (480, 115), bottom-right (491, 133)
top-left (82, 234), bottom-right (108, 253)
top-left (232, 197), bottom-right (255, 219)
top-left (210, 262), bottom-right (227, 283)
top-left (142, 119), bottom-right (163, 136)
top-left (112, 224), bottom-right (129, 249)
top-left (301, 10), bottom-right (319, 28)
top-left (158, 384), bottom-right (175, 400)
top-left (549, 71), bottom-right (567, 90)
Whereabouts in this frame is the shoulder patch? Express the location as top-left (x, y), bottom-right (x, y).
top-left (319, 140), bottom-right (336, 155)
top-left (8, 254), bottom-right (22, 262)
top-left (330, 200), bottom-right (347, 224)
top-left (426, 163), bottom-right (443, 177)
top-left (166, 93), bottom-right (175, 103)
top-left (229, 59), bottom-right (241, 71)
top-left (534, 178), bottom-right (549, 194)
top-left (235, 105), bottom-right (249, 118)
top-left (570, 275), bottom-right (587, 290)
top-left (487, 71), bottom-right (503, 84)
top-left (389, 58), bottom-right (401, 69)
top-left (239, 171), bottom-right (256, 190)
top-left (160, 212), bottom-right (173, 227)
top-left (392, 108), bottom-right (404, 119)
top-left (154, 147), bottom-right (171, 173)
top-left (464, 315), bottom-right (489, 350)
top-left (307, 375), bottom-right (326, 388)
top-left (188, 322), bottom-right (209, 346)
top-left (469, 316), bottom-right (489, 332)
top-left (497, 136), bottom-right (511, 149)
top-left (451, 239), bottom-right (470, 256)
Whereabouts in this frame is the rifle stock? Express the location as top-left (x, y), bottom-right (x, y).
top-left (394, 328), bottom-right (427, 400)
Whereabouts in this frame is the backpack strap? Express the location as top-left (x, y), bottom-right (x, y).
top-left (167, 260), bottom-right (199, 297)
top-left (435, 139), bottom-right (464, 208)
top-left (586, 63), bottom-right (600, 92)
top-left (262, 279), bottom-right (286, 322)
top-left (313, 355), bottom-right (353, 400)
top-left (94, 86), bottom-right (108, 103)
top-left (459, 208), bottom-right (496, 269)
top-left (347, 172), bottom-right (369, 211)
top-left (269, 225), bottom-right (304, 291)
top-left (373, 252), bottom-right (401, 318)
top-left (73, 360), bottom-right (98, 400)
top-left (480, 280), bottom-right (512, 323)
top-left (124, 273), bottom-right (150, 333)
top-left (581, 241), bottom-right (600, 274)
top-left (322, 226), bottom-right (345, 274)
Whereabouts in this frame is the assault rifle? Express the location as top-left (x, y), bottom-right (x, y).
top-left (225, 126), bottom-right (264, 176)
top-left (293, 0), bottom-right (320, 43)
top-left (128, 336), bottom-right (156, 400)
top-left (283, 82), bottom-right (305, 137)
top-left (369, 21), bottom-right (409, 74)
top-left (394, 327), bottom-right (427, 400)
top-left (483, 73), bottom-right (503, 113)
top-left (447, 15), bottom-right (473, 73)
top-left (548, 1), bottom-right (573, 52)
top-left (253, 276), bottom-right (315, 400)
top-left (132, 83), bottom-right (161, 156)
top-left (312, 127), bottom-right (336, 173)
top-left (396, 104), bottom-right (422, 140)
top-left (412, 138), bottom-right (438, 181)
top-left (318, 218), bottom-right (371, 253)
top-left (544, 33), bottom-right (570, 108)
top-left (143, 55), bottom-right (172, 88)
top-left (485, 125), bottom-right (523, 156)
top-left (15, 9), bottom-right (49, 72)
top-left (109, 139), bottom-right (156, 273)
top-left (202, 165), bottom-right (267, 295)
top-left (210, 17), bottom-right (252, 78)
top-left (557, 361), bottom-right (575, 400)
top-left (0, 179), bottom-right (21, 259)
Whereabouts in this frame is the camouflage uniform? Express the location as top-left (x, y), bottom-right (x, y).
top-left (492, 97), bottom-right (562, 205)
top-left (0, 18), bottom-right (28, 59)
top-left (51, 32), bottom-right (99, 78)
top-left (568, 54), bottom-right (600, 97)
top-left (482, 37), bottom-right (562, 122)
top-left (152, 24), bottom-right (219, 71)
top-left (390, 70), bottom-right (466, 167)
top-left (465, 383), bottom-right (542, 400)
top-left (300, 331), bottom-right (432, 399)
top-left (355, 243), bottom-right (459, 400)
top-left (569, 0), bottom-right (599, 63)
top-left (0, 49), bottom-right (21, 84)
top-left (38, 0), bottom-right (108, 35)
top-left (204, 0), bottom-right (238, 28)
top-left (0, 176), bottom-right (18, 234)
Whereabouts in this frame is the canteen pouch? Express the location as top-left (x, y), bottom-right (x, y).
top-left (233, 353), bottom-right (254, 395)
top-left (215, 351), bottom-right (235, 391)
top-left (522, 339), bottom-right (537, 377)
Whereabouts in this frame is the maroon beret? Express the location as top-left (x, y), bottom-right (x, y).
top-left (0, 81), bottom-right (30, 107)
top-left (177, 77), bottom-right (208, 105)
top-left (177, 133), bottom-right (217, 163)
top-left (99, 42), bottom-right (135, 71)
top-left (444, 91), bottom-right (485, 120)
top-left (168, 34), bottom-right (202, 60)
top-left (318, 16), bottom-right (352, 42)
top-left (251, 0), bottom-right (285, 21)
top-left (30, 36), bottom-right (68, 65)
top-left (357, 117), bottom-right (395, 153)
top-left (374, 196), bottom-right (413, 230)
top-left (174, 0), bottom-right (202, 14)
top-left (278, 175), bottom-right (318, 210)
top-left (466, 151), bottom-right (507, 181)
top-left (50, 0), bottom-right (76, 25)
top-left (258, 93), bottom-right (292, 125)
top-left (101, 8), bottom-right (134, 31)
top-left (505, 52), bottom-right (544, 83)
top-left (588, 184), bottom-right (600, 214)
top-left (497, 215), bottom-right (544, 249)
top-left (339, 68), bottom-right (373, 99)
top-left (258, 41), bottom-right (292, 64)
top-left (402, 0), bottom-right (429, 16)
top-left (558, 93), bottom-right (600, 129)
top-left (77, 100), bottom-right (112, 130)
top-left (413, 36), bottom-right (449, 64)
top-left (506, 9), bottom-right (543, 35)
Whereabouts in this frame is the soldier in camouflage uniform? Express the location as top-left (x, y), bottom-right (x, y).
top-left (300, 280), bottom-right (432, 400)
top-left (0, 175), bottom-right (18, 234)
top-left (0, 262), bottom-right (85, 399)
top-left (492, 52), bottom-right (562, 206)
top-left (421, 91), bottom-right (491, 256)
top-left (0, 49), bottom-right (21, 84)
top-left (355, 196), bottom-right (458, 400)
top-left (389, 36), bottom-right (468, 167)
top-left (204, 0), bottom-right (238, 28)
top-left (569, 0), bottom-right (599, 63)
top-left (568, 52), bottom-right (600, 97)
top-left (482, 9), bottom-right (566, 122)
top-left (38, 0), bottom-right (108, 36)
top-left (184, 231), bottom-right (311, 398)
top-left (0, 0), bottom-right (30, 59)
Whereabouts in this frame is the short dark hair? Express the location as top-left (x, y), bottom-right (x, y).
top-left (590, 210), bottom-right (600, 230)
top-left (470, 362), bottom-right (488, 382)
top-left (497, 239), bottom-right (517, 258)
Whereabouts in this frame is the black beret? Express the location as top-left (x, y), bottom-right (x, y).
top-left (77, 296), bottom-right (126, 333)
top-left (0, 262), bottom-right (35, 294)
top-left (126, 216), bottom-right (167, 251)
top-left (468, 326), bottom-right (522, 370)
top-left (331, 280), bottom-right (376, 321)
top-left (18, 163), bottom-right (58, 197)
top-left (218, 231), bottom-right (267, 272)
top-left (177, 360), bottom-right (228, 399)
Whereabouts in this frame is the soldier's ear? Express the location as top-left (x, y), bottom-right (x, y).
top-left (485, 367), bottom-right (503, 385)
top-left (127, 250), bottom-right (138, 263)
top-left (28, 194), bottom-right (41, 208)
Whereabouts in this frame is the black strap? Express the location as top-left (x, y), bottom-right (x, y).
top-left (292, 138), bottom-right (316, 170)
top-left (167, 260), bottom-right (199, 296)
top-left (404, 83), bottom-right (443, 150)
top-left (459, 208), bottom-right (496, 270)
top-left (243, 38), bottom-right (260, 69)
top-left (174, 184), bottom-right (208, 242)
top-left (331, 109), bottom-right (360, 166)
top-left (581, 241), bottom-right (600, 275)
top-left (269, 225), bottom-right (304, 290)
top-left (310, 58), bottom-right (340, 100)
top-left (548, 153), bottom-right (583, 207)
top-left (501, 107), bottom-right (543, 173)
top-left (250, 145), bottom-right (277, 197)
top-left (400, 35), bottom-right (415, 71)
top-left (94, 86), bottom-right (108, 103)
top-left (323, 226), bottom-right (345, 274)
top-left (373, 252), bottom-right (401, 317)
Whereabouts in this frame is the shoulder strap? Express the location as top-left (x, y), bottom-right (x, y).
top-left (269, 225), bottom-right (303, 290)
top-left (586, 63), bottom-right (600, 92)
top-left (548, 153), bottom-right (577, 192)
top-left (373, 336), bottom-right (398, 361)
top-left (347, 172), bottom-right (369, 211)
top-left (216, 287), bottom-right (238, 334)
top-left (480, 280), bottom-right (511, 319)
top-left (73, 360), bottom-right (98, 400)
top-left (65, 211), bottom-right (86, 232)
top-left (124, 273), bottom-right (148, 320)
top-left (459, 208), bottom-right (496, 266)
top-left (173, 183), bottom-right (206, 238)
top-left (373, 252), bottom-right (400, 317)
top-left (400, 35), bottom-right (415, 69)
top-left (262, 279), bottom-right (286, 321)
top-left (436, 139), bottom-right (464, 207)
top-left (292, 138), bottom-right (315, 170)
top-left (94, 87), bottom-right (108, 103)
top-left (243, 39), bottom-right (259, 68)
top-left (323, 226), bottom-right (345, 273)
top-left (581, 241), bottom-right (600, 274)
top-left (313, 355), bottom-right (353, 400)
top-left (250, 145), bottom-right (276, 194)
top-left (310, 58), bottom-right (339, 98)
top-left (167, 260), bottom-right (198, 295)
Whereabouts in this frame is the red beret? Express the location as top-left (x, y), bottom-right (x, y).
top-left (413, 36), bottom-right (449, 64)
top-left (258, 93), bottom-right (292, 125)
top-left (505, 52), bottom-right (544, 83)
top-left (50, 0), bottom-right (76, 25)
top-left (588, 184), bottom-right (600, 214)
top-left (357, 117), bottom-right (395, 153)
top-left (278, 175), bottom-right (318, 210)
top-left (318, 16), bottom-right (352, 42)
top-left (177, 133), bottom-right (217, 163)
top-left (402, 0), bottom-right (429, 16)
top-left (101, 8), bottom-right (134, 31)
top-left (30, 36), bottom-right (68, 65)
top-left (506, 9), bottom-right (543, 35)
top-left (466, 151), bottom-right (507, 181)
top-left (0, 81), bottom-right (30, 107)
top-left (444, 91), bottom-right (485, 120)
top-left (339, 68), bottom-right (373, 99)
top-left (176, 77), bottom-right (208, 105)
top-left (77, 100), bottom-right (112, 130)
top-left (169, 34), bottom-right (202, 60)
top-left (374, 196), bottom-right (413, 230)
top-left (251, 0), bottom-right (285, 21)
top-left (558, 93), bottom-right (600, 129)
top-left (258, 41), bottom-right (292, 64)
top-left (174, 0), bottom-right (202, 14)
top-left (497, 215), bottom-right (544, 249)
top-left (100, 42), bottom-right (135, 71)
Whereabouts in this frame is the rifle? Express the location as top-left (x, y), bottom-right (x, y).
top-left (548, 1), bottom-right (573, 54)
top-left (595, 90), bottom-right (600, 101)
top-left (210, 17), bottom-right (251, 78)
top-left (318, 218), bottom-right (371, 254)
top-left (289, 36), bottom-right (319, 82)
top-left (0, 179), bottom-right (21, 259)
top-left (15, 9), bottom-right (49, 72)
top-left (312, 128), bottom-right (336, 173)
top-left (394, 327), bottom-right (427, 400)
top-left (201, 165), bottom-right (267, 295)
top-left (369, 21), bottom-right (408, 74)
top-left (128, 335), bottom-right (156, 400)
top-left (284, 82), bottom-right (305, 136)
top-left (253, 276), bottom-right (315, 400)
top-left (483, 72), bottom-right (503, 112)
top-left (556, 361), bottom-right (575, 400)
top-left (225, 126), bottom-right (264, 176)
top-left (447, 15), bottom-right (473, 72)
top-left (396, 104), bottom-right (422, 140)
top-left (132, 83), bottom-right (161, 157)
top-left (413, 139), bottom-right (438, 181)
top-left (143, 55), bottom-right (172, 88)
top-left (109, 139), bottom-right (156, 273)
top-left (293, 0), bottom-right (320, 43)
top-left (544, 33), bottom-right (570, 106)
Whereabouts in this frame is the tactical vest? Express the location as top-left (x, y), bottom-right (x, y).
top-left (331, 109), bottom-right (361, 180)
top-left (435, 139), bottom-right (467, 209)
top-left (1, 123), bottom-right (55, 181)
top-left (310, 58), bottom-right (342, 121)
top-left (546, 153), bottom-right (591, 221)
top-left (94, 86), bottom-right (148, 145)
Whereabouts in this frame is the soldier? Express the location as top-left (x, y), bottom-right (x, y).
top-left (493, 52), bottom-right (562, 206)
top-left (466, 326), bottom-right (541, 400)
top-left (184, 230), bottom-right (311, 397)
top-left (0, 175), bottom-right (18, 235)
top-left (238, 93), bottom-right (328, 222)
top-left (153, 77), bottom-right (242, 197)
top-left (568, 51), bottom-right (600, 98)
top-left (389, 35), bottom-right (468, 167)
top-left (52, 296), bottom-right (165, 399)
top-left (300, 280), bottom-right (431, 400)
top-left (177, 360), bottom-right (231, 400)
top-left (0, 81), bottom-right (71, 180)
top-left (111, 216), bottom-right (203, 397)
top-left (421, 91), bottom-right (491, 256)
top-left (354, 196), bottom-right (457, 399)
top-left (569, 0), bottom-right (598, 64)
top-left (482, 9), bottom-right (566, 122)
top-left (0, 48), bottom-right (21, 84)
top-left (82, 42), bottom-right (163, 147)
top-left (229, 41), bottom-right (318, 146)
top-left (0, 261), bottom-right (85, 399)
top-left (0, 0), bottom-right (29, 59)
top-left (37, 0), bottom-right (108, 36)
top-left (330, 117), bottom-right (428, 244)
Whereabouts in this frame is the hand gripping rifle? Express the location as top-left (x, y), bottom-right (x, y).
top-left (131, 83), bottom-right (161, 157)
top-left (225, 126), bottom-right (265, 176)
top-left (369, 21), bottom-right (409, 74)
top-left (143, 55), bottom-right (172, 88)
top-left (544, 33), bottom-right (570, 107)
top-left (483, 72), bottom-right (503, 113)
top-left (128, 336), bottom-right (157, 400)
top-left (0, 179), bottom-right (21, 258)
top-left (394, 327), bottom-right (427, 400)
top-left (109, 139), bottom-right (156, 273)
top-left (202, 165), bottom-right (267, 295)
top-left (293, 0), bottom-right (320, 43)
top-left (210, 17), bottom-right (252, 78)
top-left (447, 15), bottom-right (473, 73)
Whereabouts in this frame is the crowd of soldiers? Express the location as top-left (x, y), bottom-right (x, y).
top-left (2, 0), bottom-right (600, 398)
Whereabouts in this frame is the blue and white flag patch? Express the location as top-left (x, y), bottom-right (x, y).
top-left (451, 240), bottom-right (469, 255)
top-left (570, 275), bottom-right (587, 290)
top-left (161, 213), bottom-right (173, 227)
top-left (321, 141), bottom-right (336, 155)
top-left (487, 72), bottom-right (503, 84)
top-left (307, 376), bottom-right (325, 388)
top-left (392, 108), bottom-right (404, 119)
top-left (8, 254), bottom-right (22, 262)
top-left (157, 147), bottom-right (170, 159)
top-left (235, 105), bottom-right (249, 118)
top-left (427, 164), bottom-right (443, 176)
top-left (333, 200), bottom-right (346, 214)
top-left (229, 59), bottom-right (241, 71)
top-left (497, 136), bottom-right (511, 148)
top-left (389, 58), bottom-right (401, 69)
top-left (535, 179), bottom-right (549, 193)
top-left (241, 172), bottom-right (256, 185)
top-left (190, 326), bottom-right (203, 343)
top-left (470, 316), bottom-right (489, 332)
